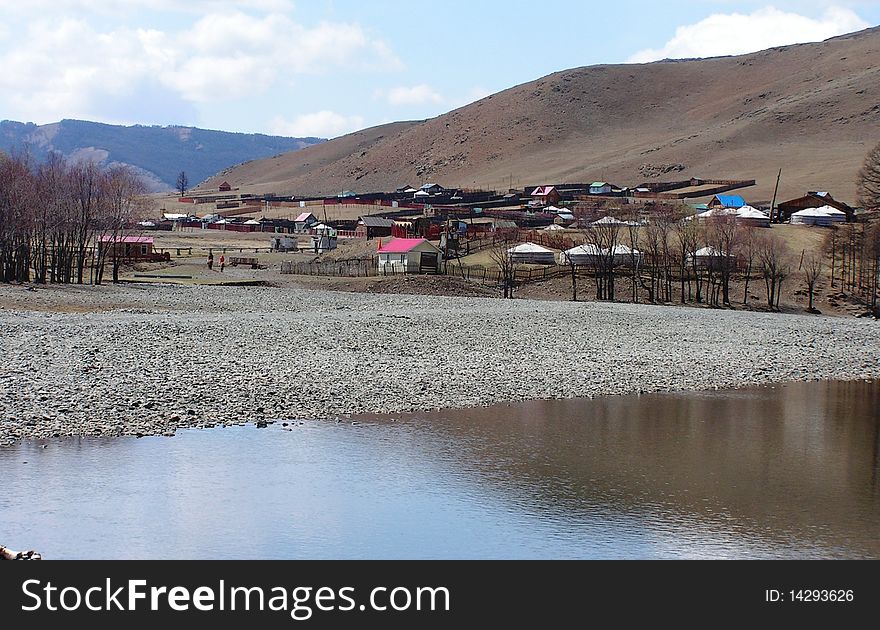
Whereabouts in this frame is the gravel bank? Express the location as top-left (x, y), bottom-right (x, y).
top-left (1, 284), bottom-right (879, 444)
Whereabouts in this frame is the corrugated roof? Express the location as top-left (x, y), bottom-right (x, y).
top-left (713, 195), bottom-right (746, 208)
top-left (379, 238), bottom-right (433, 253)
top-left (359, 216), bottom-right (395, 228)
top-left (295, 212), bottom-right (316, 223)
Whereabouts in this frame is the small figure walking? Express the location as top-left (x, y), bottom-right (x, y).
top-left (207, 252), bottom-right (214, 271)
top-left (219, 254), bottom-right (225, 273)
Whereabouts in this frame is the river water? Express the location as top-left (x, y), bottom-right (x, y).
top-left (2, 381), bottom-right (878, 559)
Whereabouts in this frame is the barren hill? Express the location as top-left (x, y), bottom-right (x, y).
top-left (204, 27), bottom-right (880, 204)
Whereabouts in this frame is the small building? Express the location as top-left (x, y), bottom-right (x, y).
top-left (378, 238), bottom-right (442, 274)
top-left (310, 224), bottom-right (338, 254)
top-left (97, 236), bottom-right (156, 259)
top-left (589, 182), bottom-right (614, 195)
top-left (688, 246), bottom-right (736, 270)
top-left (508, 242), bottom-right (557, 265)
top-left (530, 186), bottom-right (561, 206)
top-left (295, 212), bottom-right (318, 233)
top-left (357, 216), bottom-right (395, 240)
top-left (419, 183), bottom-right (445, 195)
top-left (777, 192), bottom-right (854, 223)
top-left (219, 181), bottom-right (232, 192)
top-left (790, 206), bottom-right (848, 226)
top-left (707, 194), bottom-right (747, 210)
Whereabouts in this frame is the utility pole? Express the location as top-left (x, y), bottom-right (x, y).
top-left (770, 169), bottom-right (782, 223)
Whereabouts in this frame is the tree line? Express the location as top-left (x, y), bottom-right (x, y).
top-left (0, 152), bottom-right (149, 285)
top-left (491, 202), bottom-right (878, 314)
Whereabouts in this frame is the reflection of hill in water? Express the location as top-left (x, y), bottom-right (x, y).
top-left (383, 381), bottom-right (880, 558)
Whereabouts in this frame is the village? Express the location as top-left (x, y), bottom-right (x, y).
top-left (116, 175), bottom-right (877, 317)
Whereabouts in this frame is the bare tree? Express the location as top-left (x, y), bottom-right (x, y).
top-left (69, 161), bottom-right (104, 284)
top-left (824, 225), bottom-right (839, 288)
top-left (488, 242), bottom-right (519, 299)
top-left (865, 219), bottom-right (880, 316)
top-left (740, 225), bottom-right (758, 305)
top-left (857, 141), bottom-right (880, 212)
top-left (758, 234), bottom-right (792, 310)
top-left (585, 217), bottom-right (622, 301)
top-left (802, 252), bottom-right (823, 313)
top-left (623, 213), bottom-right (642, 303)
top-left (96, 166), bottom-right (150, 284)
top-left (176, 171), bottom-right (189, 197)
top-left (674, 215), bottom-right (702, 303)
top-left (0, 152), bottom-right (37, 283)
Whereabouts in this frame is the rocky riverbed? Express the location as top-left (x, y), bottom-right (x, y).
top-left (1, 283), bottom-right (879, 444)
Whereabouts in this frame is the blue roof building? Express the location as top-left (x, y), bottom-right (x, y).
top-left (708, 194), bottom-right (747, 209)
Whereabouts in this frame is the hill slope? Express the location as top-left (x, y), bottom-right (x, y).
top-left (0, 119), bottom-right (324, 192)
top-left (206, 27), bottom-right (880, 203)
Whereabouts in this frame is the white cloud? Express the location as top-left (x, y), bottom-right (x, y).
top-left (0, 11), bottom-right (402, 122)
top-left (385, 84), bottom-right (444, 106)
top-left (270, 112), bottom-right (365, 138)
top-left (627, 6), bottom-right (870, 63)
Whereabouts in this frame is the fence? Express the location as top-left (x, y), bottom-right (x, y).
top-left (448, 263), bottom-right (570, 285)
top-left (281, 259), bottom-right (380, 277)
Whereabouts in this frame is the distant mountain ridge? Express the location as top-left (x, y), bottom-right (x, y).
top-left (0, 119), bottom-right (324, 192)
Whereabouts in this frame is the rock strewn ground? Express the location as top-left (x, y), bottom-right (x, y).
top-left (1, 283), bottom-right (879, 444)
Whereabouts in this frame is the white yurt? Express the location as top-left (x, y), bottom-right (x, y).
top-left (688, 246), bottom-right (735, 269)
top-left (790, 206), bottom-right (847, 226)
top-left (542, 224), bottom-right (565, 231)
top-left (735, 206), bottom-right (771, 227)
top-left (592, 216), bottom-right (640, 227)
top-left (508, 242), bottom-right (557, 265)
top-left (608, 244), bottom-right (643, 266)
top-left (559, 244), bottom-right (603, 266)
top-left (696, 206), bottom-right (770, 227)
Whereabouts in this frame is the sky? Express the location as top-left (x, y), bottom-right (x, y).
top-left (0, 1), bottom-right (878, 138)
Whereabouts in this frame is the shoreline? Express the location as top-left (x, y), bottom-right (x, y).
top-left (2, 283), bottom-right (879, 445)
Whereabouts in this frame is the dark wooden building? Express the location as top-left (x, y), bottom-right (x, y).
top-left (356, 216), bottom-right (395, 240)
top-left (776, 192), bottom-right (854, 223)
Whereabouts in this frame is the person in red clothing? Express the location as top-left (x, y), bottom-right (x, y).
top-left (219, 254), bottom-right (225, 273)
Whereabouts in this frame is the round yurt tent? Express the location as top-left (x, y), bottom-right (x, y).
top-left (688, 246), bottom-right (735, 270)
top-left (790, 206), bottom-right (847, 226)
top-left (609, 244), bottom-right (643, 266)
top-left (559, 244), bottom-right (602, 266)
top-left (735, 206), bottom-right (771, 227)
top-left (508, 242), bottom-right (557, 265)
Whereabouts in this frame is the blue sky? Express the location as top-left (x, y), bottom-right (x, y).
top-left (0, 1), bottom-right (878, 137)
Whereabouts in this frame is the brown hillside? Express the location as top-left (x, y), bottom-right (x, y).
top-left (204, 27), bottom-right (880, 204)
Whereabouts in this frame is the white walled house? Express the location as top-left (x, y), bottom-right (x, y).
top-left (378, 238), bottom-right (442, 274)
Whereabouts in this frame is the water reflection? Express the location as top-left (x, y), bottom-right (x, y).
top-left (1, 381), bottom-right (877, 559)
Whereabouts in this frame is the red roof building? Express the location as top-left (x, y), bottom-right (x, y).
top-left (377, 238), bottom-right (442, 274)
